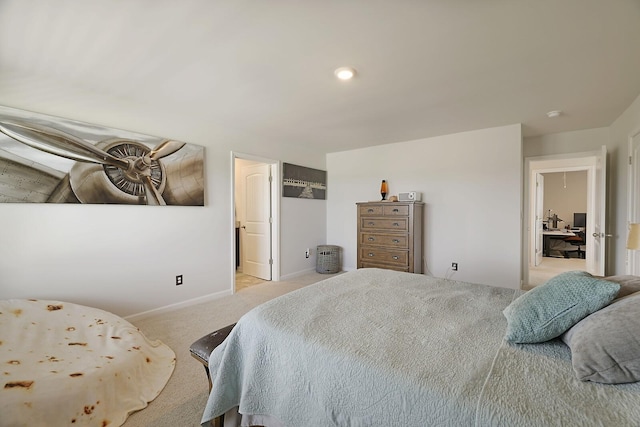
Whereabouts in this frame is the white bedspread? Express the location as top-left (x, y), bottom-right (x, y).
top-left (201, 268), bottom-right (640, 426)
top-left (0, 299), bottom-right (176, 427)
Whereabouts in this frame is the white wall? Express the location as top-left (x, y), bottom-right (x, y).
top-left (523, 128), bottom-right (611, 158)
top-left (543, 171), bottom-right (588, 228)
top-left (280, 198), bottom-right (327, 278)
top-left (327, 124), bottom-right (523, 289)
top-left (0, 75), bottom-right (327, 317)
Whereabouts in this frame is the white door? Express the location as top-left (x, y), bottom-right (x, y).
top-left (534, 173), bottom-right (544, 266)
top-left (242, 163), bottom-right (272, 280)
top-left (629, 134), bottom-right (640, 274)
top-left (590, 146), bottom-right (607, 276)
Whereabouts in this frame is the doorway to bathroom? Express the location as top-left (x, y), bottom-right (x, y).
top-left (232, 152), bottom-right (280, 291)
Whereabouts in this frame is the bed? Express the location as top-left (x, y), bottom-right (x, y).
top-left (0, 299), bottom-right (176, 427)
top-left (200, 268), bottom-right (640, 426)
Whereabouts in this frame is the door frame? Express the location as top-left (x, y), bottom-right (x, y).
top-left (627, 129), bottom-right (640, 274)
top-left (231, 151), bottom-right (280, 292)
top-left (523, 149), bottom-right (606, 285)
top-left (534, 172), bottom-right (544, 267)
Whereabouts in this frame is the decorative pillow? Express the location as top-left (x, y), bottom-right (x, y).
top-left (604, 275), bottom-right (640, 300)
top-left (503, 271), bottom-right (619, 343)
top-left (561, 292), bottom-right (640, 383)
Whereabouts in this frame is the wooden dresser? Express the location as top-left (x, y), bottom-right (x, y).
top-left (356, 201), bottom-right (424, 273)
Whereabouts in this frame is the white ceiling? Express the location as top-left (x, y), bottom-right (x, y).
top-left (1, 0), bottom-right (639, 153)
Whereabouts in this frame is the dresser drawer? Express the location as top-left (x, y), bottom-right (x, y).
top-left (359, 205), bottom-right (384, 216)
top-left (383, 205), bottom-right (409, 216)
top-left (359, 261), bottom-right (409, 272)
top-left (360, 233), bottom-right (408, 248)
top-left (359, 204), bottom-right (410, 217)
top-left (360, 248), bottom-right (408, 266)
top-left (360, 218), bottom-right (408, 231)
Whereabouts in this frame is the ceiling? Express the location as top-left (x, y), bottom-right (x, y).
top-left (0, 0), bottom-right (639, 154)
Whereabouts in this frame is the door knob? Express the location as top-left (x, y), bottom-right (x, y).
top-left (592, 232), bottom-right (613, 238)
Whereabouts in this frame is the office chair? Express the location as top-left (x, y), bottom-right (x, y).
top-left (563, 231), bottom-right (585, 259)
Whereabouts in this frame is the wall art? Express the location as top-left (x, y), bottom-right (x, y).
top-left (0, 106), bottom-right (204, 205)
top-left (282, 163), bottom-right (326, 199)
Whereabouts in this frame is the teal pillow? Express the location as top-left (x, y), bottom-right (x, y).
top-left (503, 271), bottom-right (620, 343)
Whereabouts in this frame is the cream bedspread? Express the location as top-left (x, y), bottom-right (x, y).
top-left (202, 268), bottom-right (640, 426)
top-left (0, 299), bottom-right (176, 427)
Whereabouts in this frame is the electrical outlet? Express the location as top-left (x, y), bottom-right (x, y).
top-left (305, 248), bottom-right (310, 258)
top-left (451, 263), bottom-right (458, 271)
top-left (176, 275), bottom-right (183, 286)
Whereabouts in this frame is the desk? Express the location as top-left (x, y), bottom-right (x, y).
top-left (542, 230), bottom-right (575, 257)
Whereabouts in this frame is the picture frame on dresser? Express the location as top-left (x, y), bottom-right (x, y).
top-left (356, 201), bottom-right (424, 273)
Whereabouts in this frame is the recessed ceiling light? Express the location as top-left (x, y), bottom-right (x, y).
top-left (334, 67), bottom-right (356, 80)
top-left (546, 110), bottom-right (562, 118)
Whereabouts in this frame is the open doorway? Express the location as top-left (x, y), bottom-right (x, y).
top-left (232, 153), bottom-right (280, 292)
top-left (529, 170), bottom-right (588, 286)
top-left (523, 148), bottom-right (607, 287)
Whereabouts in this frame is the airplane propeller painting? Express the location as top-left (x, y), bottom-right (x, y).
top-left (0, 107), bottom-right (204, 205)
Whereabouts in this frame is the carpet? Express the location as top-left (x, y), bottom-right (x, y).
top-left (122, 271), bottom-right (340, 426)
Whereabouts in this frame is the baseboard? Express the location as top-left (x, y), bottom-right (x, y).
top-left (125, 267), bottom-right (356, 322)
top-left (124, 289), bottom-right (232, 323)
top-left (279, 267), bottom-right (317, 281)
top-left (279, 267), bottom-right (353, 281)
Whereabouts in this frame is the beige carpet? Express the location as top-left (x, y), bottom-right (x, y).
top-left (526, 257), bottom-right (587, 290)
top-left (123, 270), bottom-right (340, 427)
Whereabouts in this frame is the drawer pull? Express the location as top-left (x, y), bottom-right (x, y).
top-left (368, 222), bottom-right (375, 226)
top-left (368, 237), bottom-right (375, 241)
top-left (392, 256), bottom-right (399, 260)
top-left (392, 208), bottom-right (399, 212)
top-left (368, 253), bottom-right (375, 257)
top-left (393, 222), bottom-right (400, 227)
top-left (367, 208), bottom-right (374, 212)
top-left (392, 239), bottom-right (400, 243)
